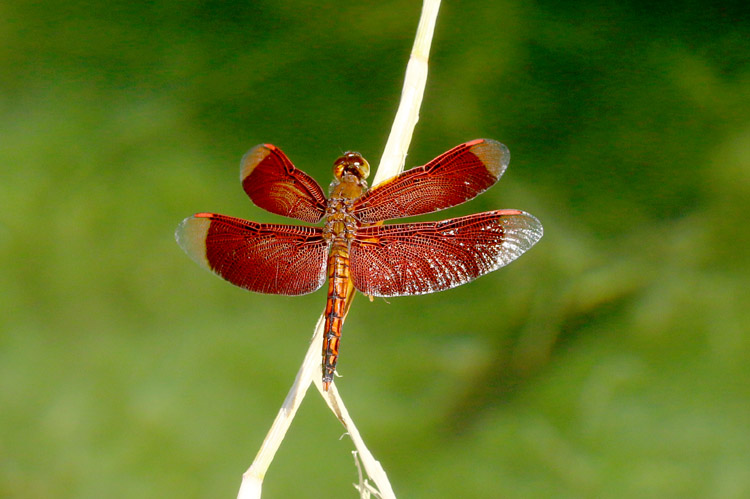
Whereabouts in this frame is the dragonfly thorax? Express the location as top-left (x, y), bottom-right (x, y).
top-left (323, 197), bottom-right (359, 243)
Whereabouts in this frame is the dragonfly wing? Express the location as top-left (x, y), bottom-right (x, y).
top-left (176, 213), bottom-right (329, 295)
top-left (241, 144), bottom-right (328, 223)
top-left (349, 210), bottom-right (542, 297)
top-left (352, 139), bottom-right (509, 223)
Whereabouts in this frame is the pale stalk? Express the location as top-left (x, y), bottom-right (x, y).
top-left (237, 1), bottom-right (441, 497)
top-left (314, 381), bottom-right (396, 499)
top-left (374, 0), bottom-right (441, 185)
top-left (237, 315), bottom-right (325, 499)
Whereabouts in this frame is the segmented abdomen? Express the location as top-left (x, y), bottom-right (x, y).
top-left (322, 246), bottom-right (352, 389)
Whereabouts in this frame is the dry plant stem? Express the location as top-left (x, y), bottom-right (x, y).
top-left (237, 1), bottom-right (441, 498)
top-left (352, 451), bottom-right (384, 498)
top-left (374, 0), bottom-right (441, 185)
top-left (237, 316), bottom-right (324, 499)
top-left (313, 380), bottom-right (395, 499)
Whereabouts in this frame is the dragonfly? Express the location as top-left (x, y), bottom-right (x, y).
top-left (176, 139), bottom-right (543, 389)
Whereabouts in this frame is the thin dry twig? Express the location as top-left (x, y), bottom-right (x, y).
top-left (237, 316), bottom-right (324, 499)
top-left (352, 451), bottom-right (383, 498)
top-left (237, 1), bottom-right (441, 497)
top-left (374, 0), bottom-right (441, 185)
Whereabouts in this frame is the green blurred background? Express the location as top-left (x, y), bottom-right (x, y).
top-left (2, 0), bottom-right (749, 497)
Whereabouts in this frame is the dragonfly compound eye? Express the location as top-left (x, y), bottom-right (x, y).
top-left (334, 152), bottom-right (370, 180)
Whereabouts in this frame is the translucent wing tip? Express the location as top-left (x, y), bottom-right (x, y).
top-left (240, 143), bottom-right (275, 182)
top-left (175, 214), bottom-right (212, 271)
top-left (469, 139), bottom-right (510, 180)
top-left (497, 209), bottom-right (544, 256)
top-left (525, 212), bottom-right (544, 247)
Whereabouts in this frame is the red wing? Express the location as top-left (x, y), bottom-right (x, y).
top-left (241, 144), bottom-right (328, 223)
top-left (176, 213), bottom-right (329, 295)
top-left (349, 210), bottom-right (543, 297)
top-left (352, 139), bottom-right (509, 223)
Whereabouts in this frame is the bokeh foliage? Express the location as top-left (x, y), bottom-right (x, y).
top-left (1, 0), bottom-right (749, 497)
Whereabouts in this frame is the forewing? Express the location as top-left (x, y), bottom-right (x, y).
top-left (176, 213), bottom-right (329, 295)
top-left (352, 139), bottom-right (509, 223)
top-left (241, 144), bottom-right (328, 223)
top-left (350, 210), bottom-right (542, 297)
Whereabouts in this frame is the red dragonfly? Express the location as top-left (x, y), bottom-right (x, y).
top-left (176, 139), bottom-right (543, 389)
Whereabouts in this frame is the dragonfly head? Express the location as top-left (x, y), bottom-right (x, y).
top-left (333, 151), bottom-right (370, 182)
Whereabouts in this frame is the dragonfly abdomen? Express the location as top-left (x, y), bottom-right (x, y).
top-left (322, 244), bottom-right (353, 389)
